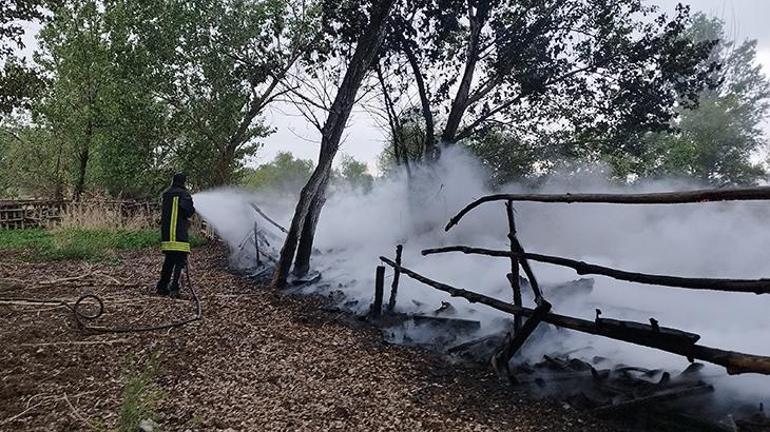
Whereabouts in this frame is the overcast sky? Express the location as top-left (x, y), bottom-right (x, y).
top-left (259, 0), bottom-right (770, 172)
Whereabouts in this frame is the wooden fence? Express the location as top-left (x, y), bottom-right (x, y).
top-left (378, 186), bottom-right (770, 376)
top-left (0, 199), bottom-right (158, 229)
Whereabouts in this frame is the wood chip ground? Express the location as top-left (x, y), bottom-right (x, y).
top-left (0, 243), bottom-right (629, 431)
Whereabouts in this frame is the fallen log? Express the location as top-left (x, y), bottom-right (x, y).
top-left (421, 246), bottom-right (770, 295)
top-left (378, 256), bottom-right (770, 375)
top-left (445, 186), bottom-right (770, 231)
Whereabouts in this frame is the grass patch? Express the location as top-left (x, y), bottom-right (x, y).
top-left (118, 355), bottom-right (163, 432)
top-left (0, 228), bottom-right (54, 250)
top-left (0, 228), bottom-right (207, 261)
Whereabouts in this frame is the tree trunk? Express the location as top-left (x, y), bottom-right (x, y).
top-left (213, 148), bottom-right (235, 186)
top-left (272, 156), bottom-right (333, 287)
top-left (439, 1), bottom-right (489, 147)
top-left (401, 41), bottom-right (435, 160)
top-left (272, 0), bottom-right (397, 288)
top-left (73, 119), bottom-right (93, 201)
top-left (293, 172), bottom-right (329, 276)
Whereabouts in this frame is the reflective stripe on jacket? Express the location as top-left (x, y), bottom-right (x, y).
top-left (160, 185), bottom-right (194, 252)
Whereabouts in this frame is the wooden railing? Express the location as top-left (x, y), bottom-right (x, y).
top-left (378, 186), bottom-right (770, 376)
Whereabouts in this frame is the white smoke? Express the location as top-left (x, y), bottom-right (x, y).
top-left (194, 146), bottom-right (770, 406)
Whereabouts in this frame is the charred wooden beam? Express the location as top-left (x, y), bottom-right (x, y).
top-left (387, 244), bottom-right (403, 312)
top-left (505, 200), bottom-right (523, 333)
top-left (445, 187), bottom-right (770, 231)
top-left (593, 383), bottom-right (714, 415)
top-left (421, 246), bottom-right (770, 295)
top-left (496, 300), bottom-right (552, 367)
top-left (370, 265), bottom-right (385, 318)
top-left (378, 256), bottom-right (770, 375)
top-left (254, 221), bottom-right (261, 267)
top-left (249, 203), bottom-right (289, 234)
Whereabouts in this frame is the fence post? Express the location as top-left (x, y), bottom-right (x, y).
top-left (254, 220), bottom-right (261, 267)
top-left (387, 244), bottom-right (403, 312)
top-left (371, 265), bottom-right (385, 318)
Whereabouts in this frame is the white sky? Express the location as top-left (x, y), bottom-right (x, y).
top-left (13, 0), bottom-right (770, 172)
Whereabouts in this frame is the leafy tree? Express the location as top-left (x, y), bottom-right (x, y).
top-left (334, 154), bottom-right (373, 192)
top-left (273, 0), bottom-right (398, 286)
top-left (0, 0), bottom-right (49, 117)
top-left (34, 0), bottom-right (112, 199)
top-left (242, 151), bottom-right (314, 194)
top-left (465, 127), bottom-right (549, 186)
top-left (0, 123), bottom-right (68, 198)
top-left (128, 0), bottom-right (322, 187)
top-left (90, 0), bottom-right (174, 197)
top-left (21, 0), bottom-right (175, 199)
top-left (377, 1), bottom-right (717, 165)
top-left (377, 111), bottom-right (430, 174)
top-left (616, 14), bottom-right (770, 185)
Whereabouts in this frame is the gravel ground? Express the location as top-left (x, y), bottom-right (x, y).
top-left (0, 242), bottom-right (628, 431)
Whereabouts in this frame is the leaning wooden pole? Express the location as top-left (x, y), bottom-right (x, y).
top-left (249, 203), bottom-right (289, 234)
top-left (421, 246), bottom-right (770, 295)
top-left (505, 201), bottom-right (523, 333)
top-left (379, 256), bottom-right (770, 376)
top-left (445, 186), bottom-right (770, 231)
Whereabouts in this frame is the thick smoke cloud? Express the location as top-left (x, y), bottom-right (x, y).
top-left (194, 147), bottom-right (770, 405)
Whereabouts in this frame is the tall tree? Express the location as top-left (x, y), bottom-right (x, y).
top-left (130, 0), bottom-right (321, 188)
top-left (35, 0), bottom-right (111, 199)
top-left (615, 14), bottom-right (770, 185)
top-left (272, 0), bottom-right (397, 287)
top-left (334, 154), bottom-right (374, 193)
top-left (378, 0), bottom-right (716, 163)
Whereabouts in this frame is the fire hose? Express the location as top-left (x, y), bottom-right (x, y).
top-left (0, 261), bottom-right (202, 334)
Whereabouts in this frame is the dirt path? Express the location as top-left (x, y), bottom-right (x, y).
top-left (0, 242), bottom-right (625, 431)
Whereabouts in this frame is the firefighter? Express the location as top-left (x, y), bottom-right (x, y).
top-left (156, 172), bottom-right (195, 297)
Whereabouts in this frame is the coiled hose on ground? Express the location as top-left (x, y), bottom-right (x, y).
top-left (0, 261), bottom-right (202, 334)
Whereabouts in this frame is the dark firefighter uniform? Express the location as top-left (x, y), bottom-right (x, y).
top-left (156, 173), bottom-right (195, 296)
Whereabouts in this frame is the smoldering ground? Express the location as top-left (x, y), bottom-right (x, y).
top-left (194, 147), bottom-right (770, 408)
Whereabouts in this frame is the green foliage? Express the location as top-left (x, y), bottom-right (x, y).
top-left (610, 14), bottom-right (770, 185)
top-left (379, 0), bottom-right (717, 163)
top-left (334, 153), bottom-right (373, 192)
top-left (241, 151), bottom-right (315, 194)
top-left (242, 151), bottom-right (375, 194)
top-left (26, 0), bottom-right (175, 199)
top-left (377, 113), bottom-right (429, 173)
top-left (3, 0), bottom-right (324, 198)
top-left (0, 123), bottom-right (68, 198)
top-left (0, 0), bottom-right (48, 116)
top-left (127, 0), bottom-right (323, 188)
top-left (0, 227), bottom-right (206, 261)
top-left (465, 128), bottom-right (550, 186)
